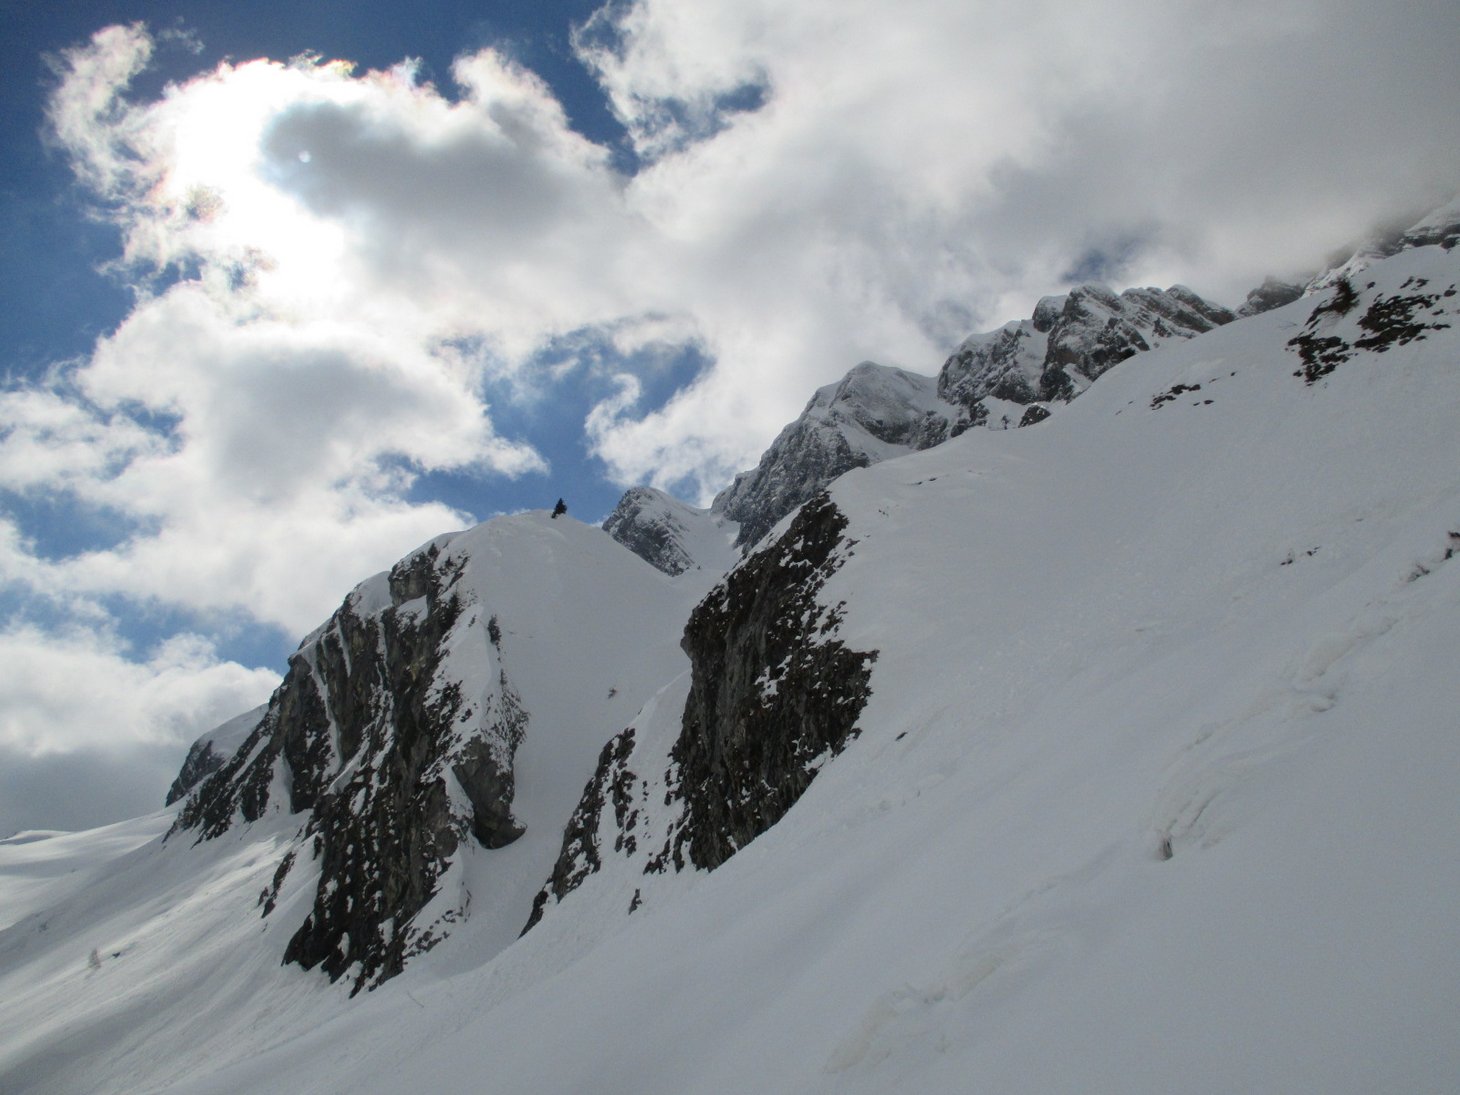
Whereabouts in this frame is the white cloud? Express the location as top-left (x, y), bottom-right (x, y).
top-left (0, 624), bottom-right (276, 756)
top-left (0, 623), bottom-right (275, 836)
top-left (561, 0), bottom-right (1460, 491)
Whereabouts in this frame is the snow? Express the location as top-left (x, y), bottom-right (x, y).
top-left (406, 511), bottom-right (702, 964)
top-left (3, 242), bottom-right (1459, 1093)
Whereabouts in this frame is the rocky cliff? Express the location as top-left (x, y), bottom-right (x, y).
top-left (527, 491), bottom-right (876, 928)
top-left (712, 362), bottom-right (956, 550)
top-left (173, 537), bottom-right (528, 991)
top-left (937, 284), bottom-right (1235, 433)
top-left (167, 513), bottom-right (693, 991)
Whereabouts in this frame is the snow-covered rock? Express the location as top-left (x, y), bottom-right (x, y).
top-left (528, 491), bottom-right (876, 929)
top-left (169, 512), bottom-right (695, 992)
top-left (4, 213), bottom-right (1460, 1095)
top-left (707, 286), bottom-right (1235, 557)
top-left (164, 705), bottom-right (266, 806)
top-left (711, 362), bottom-right (958, 549)
top-left (937, 283), bottom-right (1234, 428)
top-left (601, 485), bottom-right (737, 577)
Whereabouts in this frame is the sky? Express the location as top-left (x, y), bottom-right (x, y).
top-left (1, 0), bottom-right (1456, 836)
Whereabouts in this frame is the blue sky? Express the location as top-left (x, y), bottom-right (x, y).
top-left (2, 0), bottom-right (1456, 834)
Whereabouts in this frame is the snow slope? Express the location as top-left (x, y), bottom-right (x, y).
top-left (0, 513), bottom-right (701, 1090)
top-left (3, 239), bottom-right (1458, 1093)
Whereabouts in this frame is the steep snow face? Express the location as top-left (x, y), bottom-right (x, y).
top-left (163, 513), bottom-right (696, 993)
top-left (713, 362), bottom-right (959, 549)
top-left (601, 485), bottom-right (738, 579)
top-left (937, 282), bottom-right (1234, 426)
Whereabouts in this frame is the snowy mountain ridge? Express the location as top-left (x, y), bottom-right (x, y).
top-left (612, 281), bottom-right (1245, 568)
top-left (1, 203), bottom-right (1458, 1093)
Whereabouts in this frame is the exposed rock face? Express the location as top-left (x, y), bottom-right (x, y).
top-left (603, 486), bottom-right (735, 577)
top-left (668, 493), bottom-right (877, 869)
top-left (526, 492), bottom-right (877, 929)
top-left (165, 741), bottom-right (224, 807)
top-left (1237, 277), bottom-right (1305, 319)
top-left (938, 284), bottom-right (1234, 433)
top-left (164, 706), bottom-right (265, 806)
top-left (713, 362), bottom-right (956, 550)
top-left (522, 726), bottom-right (640, 932)
top-left (173, 538), bottom-right (527, 993)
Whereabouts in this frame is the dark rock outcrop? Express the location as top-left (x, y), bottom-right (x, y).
top-left (172, 539), bottom-right (527, 993)
top-left (165, 740), bottom-right (223, 807)
top-left (165, 706), bottom-right (268, 807)
top-left (526, 492), bottom-right (877, 929)
top-left (666, 493), bottom-right (877, 870)
top-left (523, 726), bottom-right (640, 933)
top-left (1287, 273), bottom-right (1457, 385)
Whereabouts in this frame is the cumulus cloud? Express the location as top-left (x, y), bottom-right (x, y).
top-left (0, 623), bottom-right (277, 835)
top-left (0, 625), bottom-right (275, 756)
top-left (3, 4), bottom-right (1456, 817)
top-left (562, 0), bottom-right (1460, 488)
